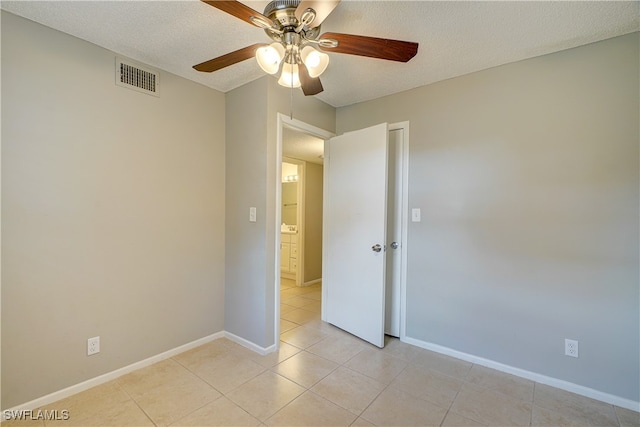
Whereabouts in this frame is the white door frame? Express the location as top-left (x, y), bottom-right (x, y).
top-left (275, 113), bottom-right (334, 347)
top-left (392, 122), bottom-right (410, 342)
top-left (321, 121), bottom-right (410, 341)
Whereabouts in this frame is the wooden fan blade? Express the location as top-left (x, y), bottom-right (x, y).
top-left (295, 0), bottom-right (340, 28)
top-left (298, 62), bottom-right (324, 96)
top-left (193, 43), bottom-right (265, 72)
top-left (319, 32), bottom-right (418, 62)
top-left (201, 0), bottom-right (273, 28)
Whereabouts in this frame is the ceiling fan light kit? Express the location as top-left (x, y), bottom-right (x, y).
top-left (256, 42), bottom-right (286, 74)
top-left (278, 62), bottom-right (302, 88)
top-left (300, 46), bottom-right (329, 78)
top-left (195, 0), bottom-right (419, 96)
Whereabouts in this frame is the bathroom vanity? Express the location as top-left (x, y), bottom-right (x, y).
top-left (280, 231), bottom-right (298, 279)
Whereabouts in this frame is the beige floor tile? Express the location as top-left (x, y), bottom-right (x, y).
top-left (280, 319), bottom-right (299, 333)
top-left (281, 287), bottom-right (315, 299)
top-left (117, 359), bottom-right (221, 426)
top-left (282, 296), bottom-right (316, 308)
top-left (391, 364), bottom-right (463, 409)
top-left (301, 300), bottom-right (321, 313)
top-left (265, 391), bottom-right (357, 426)
top-left (441, 411), bottom-right (486, 426)
top-left (247, 342), bottom-right (302, 368)
top-left (450, 383), bottom-right (532, 427)
top-left (318, 327), bottom-right (377, 347)
top-left (280, 325), bottom-right (330, 349)
top-left (219, 338), bottom-right (266, 359)
top-left (531, 405), bottom-right (587, 427)
top-left (172, 339), bottom-right (234, 368)
top-left (0, 415), bottom-right (44, 427)
top-left (281, 308), bottom-right (319, 325)
top-left (41, 381), bottom-right (153, 427)
top-left (361, 387), bottom-right (448, 427)
top-left (616, 406), bottom-right (640, 427)
top-left (280, 304), bottom-right (298, 315)
top-left (302, 319), bottom-right (347, 336)
top-left (344, 348), bottom-right (408, 385)
top-left (179, 350), bottom-right (267, 393)
top-left (280, 278), bottom-right (296, 288)
top-left (117, 358), bottom-right (180, 395)
top-left (350, 418), bottom-right (376, 426)
top-left (311, 366), bottom-right (386, 415)
top-left (534, 383), bottom-right (618, 426)
top-left (170, 396), bottom-right (260, 426)
top-left (226, 371), bottom-right (305, 421)
top-left (307, 335), bottom-right (367, 364)
top-left (464, 364), bottom-right (534, 403)
top-left (304, 290), bottom-right (323, 301)
top-left (411, 349), bottom-right (472, 379)
top-left (381, 337), bottom-right (424, 362)
top-left (272, 351), bottom-right (338, 388)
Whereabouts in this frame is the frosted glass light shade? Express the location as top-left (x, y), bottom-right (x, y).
top-left (301, 46), bottom-right (329, 78)
top-left (278, 63), bottom-right (301, 88)
top-left (256, 43), bottom-right (285, 74)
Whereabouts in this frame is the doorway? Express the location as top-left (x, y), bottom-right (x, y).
top-left (275, 115), bottom-right (334, 347)
top-left (275, 115), bottom-right (409, 348)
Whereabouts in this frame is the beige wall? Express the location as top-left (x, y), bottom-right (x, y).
top-left (225, 77), bottom-right (334, 348)
top-left (1, 12), bottom-right (226, 408)
top-left (224, 78), bottom-right (269, 347)
top-left (304, 162), bottom-right (323, 283)
top-left (337, 33), bottom-right (639, 402)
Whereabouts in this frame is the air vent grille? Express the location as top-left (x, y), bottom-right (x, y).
top-left (115, 58), bottom-right (160, 97)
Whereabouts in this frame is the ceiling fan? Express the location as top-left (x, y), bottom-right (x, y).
top-left (193, 0), bottom-right (419, 96)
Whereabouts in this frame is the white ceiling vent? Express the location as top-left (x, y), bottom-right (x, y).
top-left (115, 58), bottom-right (160, 97)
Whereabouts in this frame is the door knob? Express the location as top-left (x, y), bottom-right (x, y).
top-left (390, 242), bottom-right (399, 249)
top-left (371, 244), bottom-right (382, 253)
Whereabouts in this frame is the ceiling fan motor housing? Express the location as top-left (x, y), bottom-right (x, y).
top-left (264, 0), bottom-right (321, 42)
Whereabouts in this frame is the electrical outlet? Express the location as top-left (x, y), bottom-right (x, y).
top-left (565, 338), bottom-right (578, 358)
top-left (87, 336), bottom-right (100, 356)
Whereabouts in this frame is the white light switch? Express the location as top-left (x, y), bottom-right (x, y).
top-left (249, 207), bottom-right (257, 222)
top-left (411, 208), bottom-right (421, 222)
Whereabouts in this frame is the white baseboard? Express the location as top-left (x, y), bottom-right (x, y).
top-left (302, 278), bottom-right (322, 287)
top-left (224, 331), bottom-right (276, 355)
top-left (402, 335), bottom-right (640, 412)
top-left (2, 331), bottom-right (225, 418)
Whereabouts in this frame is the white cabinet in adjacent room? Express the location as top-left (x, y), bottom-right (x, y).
top-left (281, 233), bottom-right (298, 279)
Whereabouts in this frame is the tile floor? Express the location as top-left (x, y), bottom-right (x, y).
top-left (3, 278), bottom-right (639, 427)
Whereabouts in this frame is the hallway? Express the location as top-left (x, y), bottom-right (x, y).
top-left (280, 278), bottom-right (322, 334)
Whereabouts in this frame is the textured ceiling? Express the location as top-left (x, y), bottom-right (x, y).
top-left (283, 126), bottom-right (325, 164)
top-left (2, 1), bottom-right (638, 107)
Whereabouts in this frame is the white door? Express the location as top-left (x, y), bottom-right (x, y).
top-left (324, 123), bottom-right (389, 348)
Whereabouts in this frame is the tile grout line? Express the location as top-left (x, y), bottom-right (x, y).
top-left (530, 382), bottom-right (536, 427)
top-left (114, 377), bottom-right (160, 427)
top-left (257, 371), bottom-right (309, 424)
